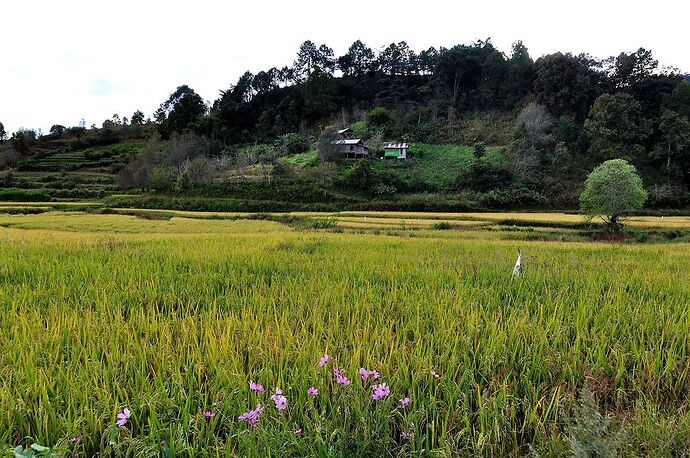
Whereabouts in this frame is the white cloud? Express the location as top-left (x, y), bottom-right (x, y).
top-left (0, 0), bottom-right (687, 133)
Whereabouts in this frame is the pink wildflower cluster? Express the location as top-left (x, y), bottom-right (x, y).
top-left (333, 366), bottom-right (351, 385)
top-left (271, 388), bottom-right (288, 410)
top-left (86, 354), bottom-right (432, 439)
top-left (238, 403), bottom-right (264, 426)
top-left (359, 367), bottom-right (380, 382)
top-left (371, 383), bottom-right (390, 401)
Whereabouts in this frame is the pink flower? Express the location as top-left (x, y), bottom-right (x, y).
top-left (401, 431), bottom-right (415, 440)
top-left (116, 408), bottom-right (131, 427)
top-left (319, 354), bottom-right (329, 367)
top-left (371, 383), bottom-right (390, 401)
top-left (400, 397), bottom-right (410, 408)
top-left (431, 370), bottom-right (440, 379)
top-left (308, 386), bottom-right (319, 397)
top-left (333, 367), bottom-right (351, 385)
top-left (67, 436), bottom-right (80, 444)
top-left (203, 411), bottom-right (216, 418)
top-left (359, 367), bottom-right (380, 382)
top-left (249, 380), bottom-right (264, 392)
top-left (238, 403), bottom-right (264, 426)
top-left (271, 388), bottom-right (288, 410)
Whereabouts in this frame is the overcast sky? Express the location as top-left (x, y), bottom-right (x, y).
top-left (1, 0), bottom-right (687, 134)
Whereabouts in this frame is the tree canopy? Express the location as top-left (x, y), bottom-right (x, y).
top-left (155, 85), bottom-right (207, 138)
top-left (580, 159), bottom-right (647, 228)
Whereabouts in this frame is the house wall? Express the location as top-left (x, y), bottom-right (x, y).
top-left (336, 144), bottom-right (369, 158)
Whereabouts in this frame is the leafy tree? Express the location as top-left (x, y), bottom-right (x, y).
top-left (378, 41), bottom-right (414, 76)
top-left (10, 131), bottom-right (29, 153)
top-left (0, 122), bottom-right (7, 141)
top-left (49, 125), bottom-right (66, 136)
top-left (664, 81), bottom-right (690, 117)
top-left (580, 159), bottom-right (647, 229)
top-left (292, 41), bottom-right (335, 82)
top-left (302, 68), bottom-right (336, 122)
top-left (458, 160), bottom-right (514, 192)
top-left (316, 126), bottom-right (340, 162)
top-left (338, 40), bottom-right (375, 77)
top-left (658, 110), bottom-right (690, 169)
top-left (367, 107), bottom-right (391, 129)
top-left (156, 85), bottom-right (207, 137)
top-left (317, 44), bottom-right (336, 74)
top-left (68, 126), bottom-right (86, 141)
top-left (533, 52), bottom-right (599, 120)
top-left (253, 68), bottom-right (279, 95)
top-left (417, 47), bottom-right (438, 75)
top-left (131, 110), bottom-right (145, 125)
top-left (276, 133), bottom-right (311, 156)
top-left (436, 44), bottom-right (483, 105)
top-left (277, 66), bottom-right (295, 86)
top-left (584, 93), bottom-right (651, 162)
top-left (148, 166), bottom-right (176, 192)
top-left (605, 48), bottom-right (658, 88)
top-left (504, 41), bottom-right (534, 107)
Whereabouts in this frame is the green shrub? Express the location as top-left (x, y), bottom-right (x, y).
top-left (432, 221), bottom-right (452, 230)
top-left (0, 188), bottom-right (51, 201)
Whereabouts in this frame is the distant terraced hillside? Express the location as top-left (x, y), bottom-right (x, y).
top-left (0, 125), bottom-right (153, 199)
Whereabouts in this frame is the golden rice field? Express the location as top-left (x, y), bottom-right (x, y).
top-left (2, 209), bottom-right (690, 456)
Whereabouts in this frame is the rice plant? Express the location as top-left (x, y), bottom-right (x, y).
top-left (1, 212), bottom-right (690, 456)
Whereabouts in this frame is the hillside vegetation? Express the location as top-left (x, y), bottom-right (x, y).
top-left (1, 41), bottom-right (689, 211)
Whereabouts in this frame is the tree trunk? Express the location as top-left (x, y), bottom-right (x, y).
top-left (609, 213), bottom-right (622, 232)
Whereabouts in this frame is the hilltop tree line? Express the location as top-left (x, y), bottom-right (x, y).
top-left (146, 40), bottom-right (690, 205)
top-left (2, 39), bottom-right (690, 207)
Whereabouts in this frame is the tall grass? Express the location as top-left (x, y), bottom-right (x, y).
top-left (1, 213), bottom-right (690, 455)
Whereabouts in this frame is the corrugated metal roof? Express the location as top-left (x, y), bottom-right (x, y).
top-left (331, 139), bottom-right (363, 145)
top-left (383, 143), bottom-right (408, 149)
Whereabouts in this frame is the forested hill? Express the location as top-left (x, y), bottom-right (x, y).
top-left (1, 40), bottom-right (690, 210)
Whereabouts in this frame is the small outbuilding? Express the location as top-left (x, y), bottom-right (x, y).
top-left (382, 142), bottom-right (409, 160)
top-left (331, 139), bottom-right (370, 159)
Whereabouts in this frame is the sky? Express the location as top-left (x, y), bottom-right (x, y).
top-left (1, 0), bottom-right (687, 134)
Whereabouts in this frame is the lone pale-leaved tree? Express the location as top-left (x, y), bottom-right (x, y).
top-left (580, 159), bottom-right (647, 230)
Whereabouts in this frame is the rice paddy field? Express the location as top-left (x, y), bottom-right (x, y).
top-left (2, 208), bottom-right (690, 456)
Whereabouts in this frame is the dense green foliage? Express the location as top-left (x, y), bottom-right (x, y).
top-left (580, 159), bottom-right (648, 227)
top-left (1, 41), bottom-right (689, 209)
